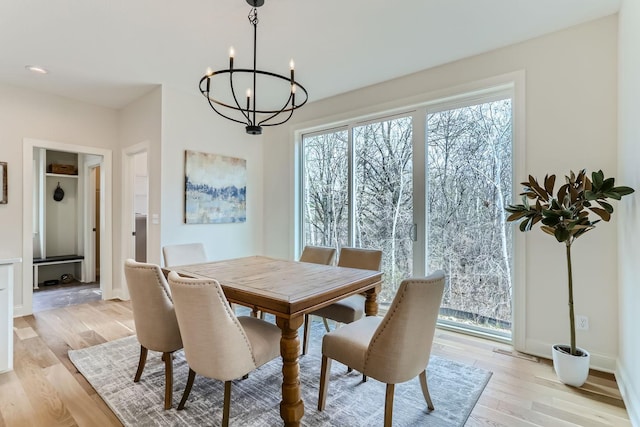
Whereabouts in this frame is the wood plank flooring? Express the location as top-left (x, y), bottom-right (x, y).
top-left (0, 300), bottom-right (631, 426)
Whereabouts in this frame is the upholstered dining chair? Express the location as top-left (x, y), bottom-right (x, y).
top-left (299, 245), bottom-right (337, 354)
top-left (162, 243), bottom-right (207, 267)
top-left (317, 270), bottom-right (445, 427)
top-left (302, 247), bottom-right (382, 355)
top-left (123, 259), bottom-right (183, 410)
top-left (167, 271), bottom-right (281, 427)
top-left (299, 245), bottom-right (337, 266)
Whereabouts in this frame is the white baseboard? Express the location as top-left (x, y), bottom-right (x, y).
top-left (616, 362), bottom-right (640, 427)
top-left (13, 304), bottom-right (30, 318)
top-left (524, 338), bottom-right (617, 373)
top-left (104, 287), bottom-right (129, 301)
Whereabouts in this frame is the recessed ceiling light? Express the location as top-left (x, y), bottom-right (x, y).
top-left (25, 65), bottom-right (49, 74)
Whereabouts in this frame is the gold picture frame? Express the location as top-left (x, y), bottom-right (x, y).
top-left (0, 162), bottom-right (6, 204)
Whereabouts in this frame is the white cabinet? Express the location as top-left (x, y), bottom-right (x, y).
top-left (0, 258), bottom-right (20, 373)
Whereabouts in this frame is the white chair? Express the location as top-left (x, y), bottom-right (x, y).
top-left (167, 271), bottom-right (281, 427)
top-left (318, 271), bottom-right (446, 427)
top-left (124, 259), bottom-right (183, 409)
top-left (162, 243), bottom-right (207, 267)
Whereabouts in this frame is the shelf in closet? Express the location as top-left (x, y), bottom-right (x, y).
top-left (46, 173), bottom-right (78, 179)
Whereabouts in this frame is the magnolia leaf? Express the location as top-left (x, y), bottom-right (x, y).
top-left (544, 174), bottom-right (556, 195)
top-left (530, 179), bottom-right (548, 201)
top-left (519, 220), bottom-right (529, 232)
top-left (602, 177), bottom-right (615, 192)
top-left (557, 184), bottom-right (568, 204)
top-left (540, 225), bottom-right (556, 236)
top-left (584, 190), bottom-right (597, 201)
top-left (612, 186), bottom-right (635, 196)
top-left (598, 200), bottom-right (614, 213)
top-left (555, 227), bottom-right (570, 242)
top-left (603, 191), bottom-right (622, 200)
top-left (592, 170), bottom-right (604, 188)
top-left (589, 207), bottom-right (611, 221)
top-left (584, 176), bottom-right (593, 191)
top-left (569, 185), bottom-right (579, 203)
top-left (507, 211), bottom-right (529, 221)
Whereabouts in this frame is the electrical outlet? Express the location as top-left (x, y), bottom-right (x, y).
top-left (576, 315), bottom-right (589, 331)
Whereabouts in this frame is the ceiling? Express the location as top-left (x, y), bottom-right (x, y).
top-left (0, 0), bottom-right (621, 110)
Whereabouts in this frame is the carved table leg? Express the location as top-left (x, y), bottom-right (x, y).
top-left (364, 284), bottom-right (381, 316)
top-left (276, 315), bottom-right (305, 426)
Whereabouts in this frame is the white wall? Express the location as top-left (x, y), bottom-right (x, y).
top-left (617, 1), bottom-right (640, 424)
top-left (0, 83), bottom-right (119, 312)
top-left (263, 16), bottom-right (622, 371)
top-left (159, 86), bottom-right (265, 263)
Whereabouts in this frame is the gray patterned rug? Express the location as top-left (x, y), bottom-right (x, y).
top-left (69, 320), bottom-right (491, 426)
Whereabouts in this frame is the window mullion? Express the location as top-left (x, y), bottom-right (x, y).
top-left (347, 124), bottom-right (355, 247)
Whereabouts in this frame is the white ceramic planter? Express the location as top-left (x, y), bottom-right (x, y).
top-left (552, 344), bottom-right (590, 387)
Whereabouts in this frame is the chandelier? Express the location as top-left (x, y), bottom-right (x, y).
top-left (199, 0), bottom-right (308, 135)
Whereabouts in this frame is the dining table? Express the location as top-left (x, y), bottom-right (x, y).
top-left (171, 255), bottom-right (383, 427)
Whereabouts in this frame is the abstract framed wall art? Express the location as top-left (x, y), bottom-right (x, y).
top-left (184, 150), bottom-right (246, 224)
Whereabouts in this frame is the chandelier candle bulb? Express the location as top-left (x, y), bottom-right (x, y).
top-left (229, 47), bottom-right (235, 69)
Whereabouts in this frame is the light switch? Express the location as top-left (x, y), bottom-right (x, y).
top-left (151, 213), bottom-right (160, 224)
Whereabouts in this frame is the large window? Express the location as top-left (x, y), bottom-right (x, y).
top-left (426, 99), bottom-right (513, 336)
top-left (299, 87), bottom-right (515, 339)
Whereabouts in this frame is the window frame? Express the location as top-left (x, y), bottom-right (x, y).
top-left (294, 73), bottom-right (526, 348)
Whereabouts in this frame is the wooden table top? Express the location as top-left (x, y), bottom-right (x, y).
top-left (172, 256), bottom-right (383, 318)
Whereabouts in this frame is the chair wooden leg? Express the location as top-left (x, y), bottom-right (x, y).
top-left (302, 314), bottom-right (311, 356)
top-left (419, 370), bottom-right (434, 410)
top-left (178, 368), bottom-right (196, 410)
top-left (318, 355), bottom-right (332, 411)
top-left (384, 383), bottom-right (395, 427)
top-left (362, 374), bottom-right (367, 382)
top-left (322, 317), bottom-right (331, 332)
top-left (222, 380), bottom-right (232, 427)
top-left (163, 351), bottom-right (173, 410)
top-left (133, 345), bottom-right (148, 382)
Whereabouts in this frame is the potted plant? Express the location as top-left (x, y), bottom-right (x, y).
top-left (506, 169), bottom-right (634, 387)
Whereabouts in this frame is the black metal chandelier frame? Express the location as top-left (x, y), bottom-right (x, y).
top-left (199, 0), bottom-right (308, 135)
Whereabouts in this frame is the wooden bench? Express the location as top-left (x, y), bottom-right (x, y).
top-left (33, 255), bottom-right (84, 289)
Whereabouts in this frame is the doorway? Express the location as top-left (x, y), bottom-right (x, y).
top-left (20, 138), bottom-right (113, 317)
top-left (123, 143), bottom-right (149, 265)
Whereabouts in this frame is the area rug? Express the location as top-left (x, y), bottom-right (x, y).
top-left (69, 321), bottom-right (491, 426)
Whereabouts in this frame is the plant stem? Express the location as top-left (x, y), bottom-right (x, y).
top-left (566, 242), bottom-right (576, 356)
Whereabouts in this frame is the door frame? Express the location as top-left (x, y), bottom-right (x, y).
top-left (20, 138), bottom-right (113, 316)
top-left (121, 142), bottom-right (149, 299)
top-left (83, 159), bottom-right (102, 283)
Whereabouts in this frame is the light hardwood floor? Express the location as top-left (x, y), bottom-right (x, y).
top-left (0, 300), bottom-right (631, 426)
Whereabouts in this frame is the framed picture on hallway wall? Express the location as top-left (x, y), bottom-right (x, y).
top-left (184, 150), bottom-right (246, 224)
top-left (0, 162), bottom-right (7, 204)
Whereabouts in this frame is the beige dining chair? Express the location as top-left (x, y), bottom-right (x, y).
top-left (162, 243), bottom-right (207, 267)
top-left (299, 245), bottom-right (337, 266)
top-left (123, 259), bottom-right (183, 410)
top-left (167, 271), bottom-right (281, 427)
top-left (317, 270), bottom-right (445, 427)
top-left (302, 247), bottom-right (382, 355)
top-left (299, 245), bottom-right (337, 354)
